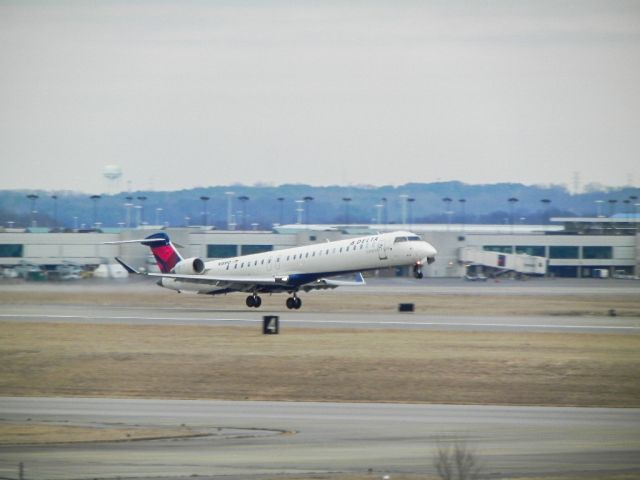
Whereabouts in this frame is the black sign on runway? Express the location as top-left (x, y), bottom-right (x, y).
top-left (262, 315), bottom-right (280, 334)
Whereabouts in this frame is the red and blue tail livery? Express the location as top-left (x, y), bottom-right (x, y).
top-left (141, 233), bottom-right (183, 273)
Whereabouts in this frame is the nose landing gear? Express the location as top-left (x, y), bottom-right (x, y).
top-left (413, 263), bottom-right (424, 279)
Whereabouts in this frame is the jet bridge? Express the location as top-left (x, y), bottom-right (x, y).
top-left (459, 247), bottom-right (547, 279)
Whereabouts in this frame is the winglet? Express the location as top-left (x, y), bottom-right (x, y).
top-left (115, 257), bottom-right (141, 275)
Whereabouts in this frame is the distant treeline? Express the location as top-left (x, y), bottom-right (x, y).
top-left (1, 181), bottom-right (638, 230)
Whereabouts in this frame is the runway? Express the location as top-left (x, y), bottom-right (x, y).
top-left (1, 303), bottom-right (639, 333)
top-left (1, 397), bottom-right (640, 479)
top-left (1, 280), bottom-right (639, 478)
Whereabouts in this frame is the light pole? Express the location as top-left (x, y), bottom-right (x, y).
top-left (155, 207), bottom-right (163, 226)
top-left (200, 196), bottom-right (210, 226)
top-left (342, 197), bottom-right (352, 224)
top-left (375, 204), bottom-right (384, 225)
top-left (124, 196), bottom-right (133, 228)
top-left (134, 205), bottom-right (142, 228)
top-left (508, 197), bottom-right (519, 233)
top-left (595, 200), bottom-right (604, 218)
top-left (26, 194), bottom-right (39, 228)
top-left (238, 195), bottom-right (249, 230)
top-left (399, 194), bottom-right (408, 225)
top-left (540, 198), bottom-right (551, 224)
top-left (225, 191), bottom-right (235, 230)
top-left (277, 197), bottom-right (285, 226)
top-left (459, 198), bottom-right (467, 232)
top-left (137, 196), bottom-right (147, 226)
top-left (608, 199), bottom-right (617, 217)
top-left (303, 196), bottom-right (314, 225)
top-left (407, 197), bottom-right (415, 226)
top-left (295, 200), bottom-right (304, 224)
top-left (442, 197), bottom-right (452, 230)
top-left (51, 195), bottom-right (58, 230)
top-left (381, 197), bottom-right (388, 224)
top-left (90, 195), bottom-right (101, 228)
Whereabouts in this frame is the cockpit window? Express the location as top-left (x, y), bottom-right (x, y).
top-left (408, 236), bottom-right (421, 241)
top-left (394, 236), bottom-right (408, 243)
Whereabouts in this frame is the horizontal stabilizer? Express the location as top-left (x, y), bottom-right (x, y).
top-left (104, 238), bottom-right (167, 245)
top-left (115, 257), bottom-right (140, 275)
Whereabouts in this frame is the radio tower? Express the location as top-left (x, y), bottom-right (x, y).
top-left (572, 171), bottom-right (581, 195)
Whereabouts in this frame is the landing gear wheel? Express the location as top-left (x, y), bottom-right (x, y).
top-left (413, 263), bottom-right (424, 279)
top-left (286, 296), bottom-right (302, 310)
top-left (246, 295), bottom-right (262, 308)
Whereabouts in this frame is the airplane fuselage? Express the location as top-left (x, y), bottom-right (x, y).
top-left (159, 230), bottom-right (436, 295)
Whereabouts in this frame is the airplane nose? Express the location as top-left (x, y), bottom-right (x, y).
top-left (424, 242), bottom-right (437, 257)
top-left (422, 242), bottom-right (437, 263)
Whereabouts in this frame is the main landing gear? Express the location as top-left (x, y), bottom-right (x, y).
top-left (246, 294), bottom-right (302, 309)
top-left (246, 294), bottom-right (262, 308)
top-left (413, 263), bottom-right (424, 279)
top-left (286, 295), bottom-right (302, 310)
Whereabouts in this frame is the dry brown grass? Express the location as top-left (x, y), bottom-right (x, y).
top-left (0, 423), bottom-right (199, 445)
top-left (1, 322), bottom-right (639, 407)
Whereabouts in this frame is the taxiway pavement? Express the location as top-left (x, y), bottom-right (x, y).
top-left (1, 397), bottom-right (640, 479)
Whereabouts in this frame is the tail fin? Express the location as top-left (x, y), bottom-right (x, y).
top-left (142, 233), bottom-right (183, 273)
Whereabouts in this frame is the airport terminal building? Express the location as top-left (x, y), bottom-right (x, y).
top-left (0, 216), bottom-right (638, 279)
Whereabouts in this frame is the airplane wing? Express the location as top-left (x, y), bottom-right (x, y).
top-left (300, 273), bottom-right (366, 291)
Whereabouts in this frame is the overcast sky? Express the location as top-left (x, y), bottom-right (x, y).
top-left (1, 1), bottom-right (639, 193)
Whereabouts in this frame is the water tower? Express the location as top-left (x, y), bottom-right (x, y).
top-left (103, 165), bottom-right (123, 193)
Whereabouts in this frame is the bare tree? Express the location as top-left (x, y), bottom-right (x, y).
top-left (434, 441), bottom-right (483, 480)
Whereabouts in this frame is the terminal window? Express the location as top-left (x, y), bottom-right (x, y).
top-left (207, 244), bottom-right (237, 258)
top-left (515, 245), bottom-right (545, 257)
top-left (240, 245), bottom-right (273, 255)
top-left (583, 246), bottom-right (613, 259)
top-left (0, 244), bottom-right (23, 257)
top-left (483, 245), bottom-right (513, 254)
top-left (549, 246), bottom-right (579, 259)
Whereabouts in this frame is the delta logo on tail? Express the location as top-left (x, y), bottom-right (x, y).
top-left (141, 233), bottom-right (182, 273)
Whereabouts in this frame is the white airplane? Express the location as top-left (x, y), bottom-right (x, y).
top-left (109, 230), bottom-right (437, 309)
